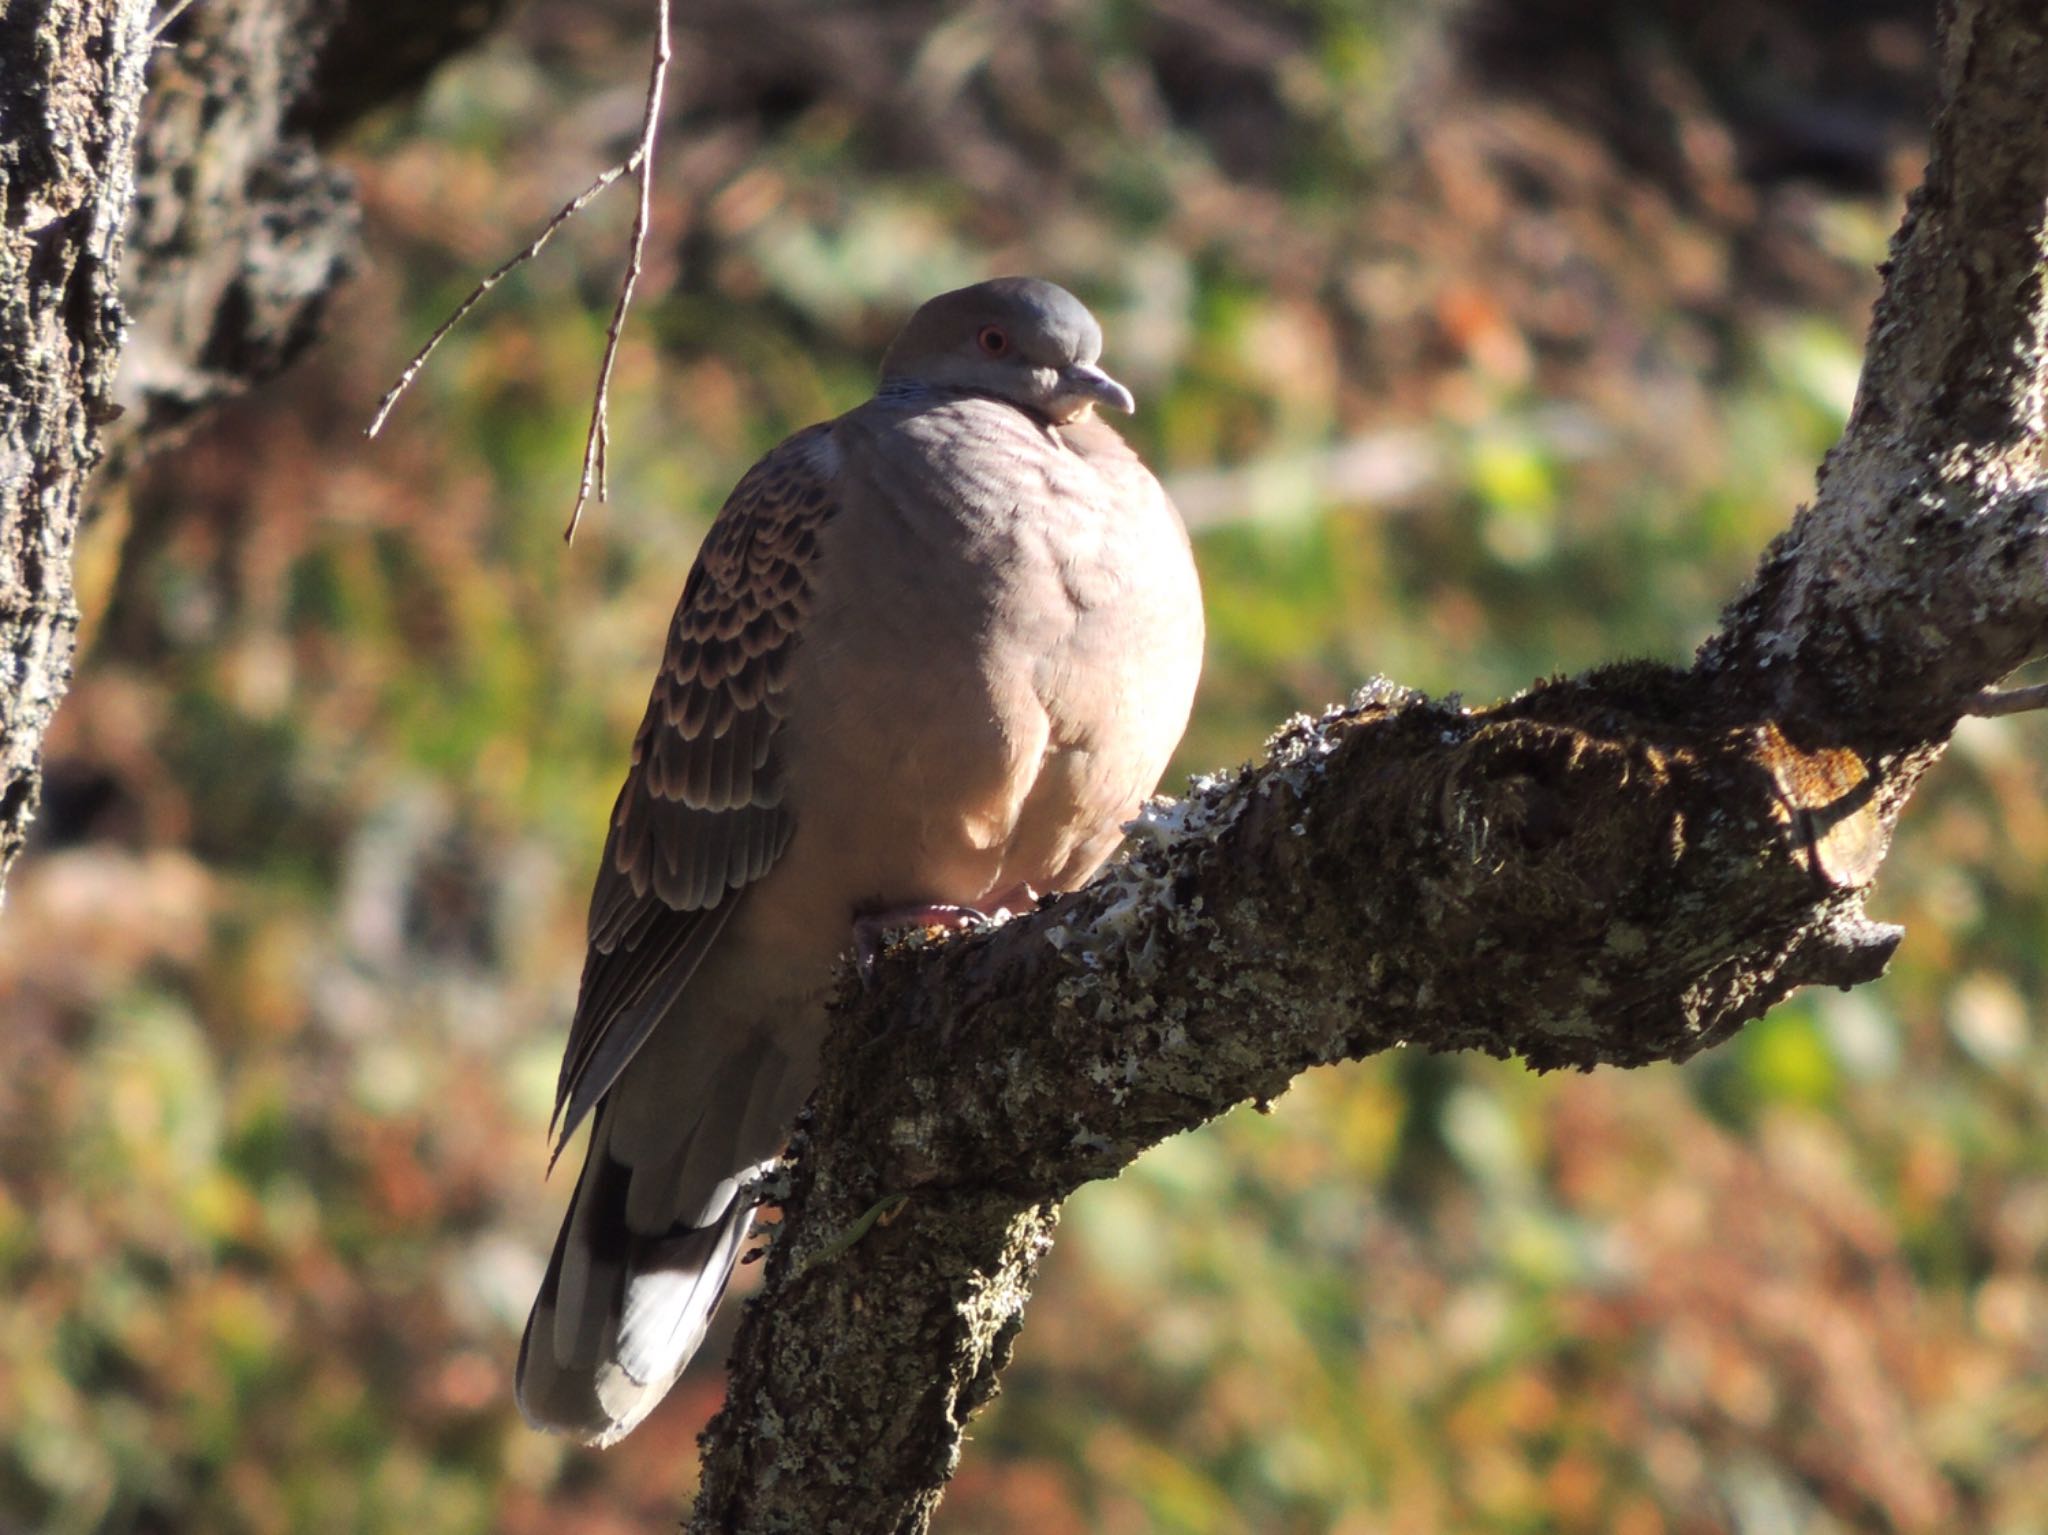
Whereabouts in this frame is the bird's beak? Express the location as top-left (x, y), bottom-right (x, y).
top-left (1056, 362), bottom-right (1136, 416)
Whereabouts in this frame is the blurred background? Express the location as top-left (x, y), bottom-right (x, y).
top-left (6, 1), bottom-right (2046, 1531)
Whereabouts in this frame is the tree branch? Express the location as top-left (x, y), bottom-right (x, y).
top-left (686, 1), bottom-right (2048, 1529)
top-left (1697, 0), bottom-right (2048, 723)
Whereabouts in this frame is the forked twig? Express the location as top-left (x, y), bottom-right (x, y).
top-left (365, 161), bottom-right (637, 438)
top-left (366, 0), bottom-right (675, 547)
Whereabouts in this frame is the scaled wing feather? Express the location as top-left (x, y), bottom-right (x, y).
top-left (551, 426), bottom-right (836, 1154)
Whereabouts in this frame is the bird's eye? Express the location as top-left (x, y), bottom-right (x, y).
top-left (977, 325), bottom-right (1010, 357)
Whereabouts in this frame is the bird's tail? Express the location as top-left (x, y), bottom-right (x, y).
top-left (515, 1107), bottom-right (764, 1447)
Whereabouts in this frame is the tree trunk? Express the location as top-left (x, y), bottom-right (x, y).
top-left (0, 0), bottom-right (152, 899)
top-left (0, 0), bottom-right (515, 903)
top-left (687, 1), bottom-right (2048, 1529)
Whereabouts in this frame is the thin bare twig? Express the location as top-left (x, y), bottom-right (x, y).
top-left (564, 0), bottom-right (673, 544)
top-left (1963, 681), bottom-right (2048, 717)
top-left (365, 160), bottom-right (637, 439)
top-left (150, 0), bottom-right (201, 42)
top-left (365, 0), bottom-right (675, 548)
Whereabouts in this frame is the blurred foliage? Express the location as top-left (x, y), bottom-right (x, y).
top-left (5, 1), bottom-right (2046, 1533)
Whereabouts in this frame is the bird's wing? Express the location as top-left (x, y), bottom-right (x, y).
top-left (550, 425), bottom-right (837, 1159)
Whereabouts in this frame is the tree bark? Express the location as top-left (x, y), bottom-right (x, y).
top-left (0, 0), bottom-right (514, 902)
top-left (0, 0), bottom-right (152, 899)
top-left (112, 0), bottom-right (516, 461)
top-left (687, 2), bottom-right (2048, 1530)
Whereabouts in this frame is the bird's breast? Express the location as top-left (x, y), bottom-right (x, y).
top-left (773, 396), bottom-right (1202, 919)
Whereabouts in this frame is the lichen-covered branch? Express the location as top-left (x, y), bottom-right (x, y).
top-left (690, 676), bottom-right (1916, 1535)
top-left (688, 2), bottom-right (2048, 1530)
top-left (1699, 0), bottom-right (2048, 720)
top-left (0, 0), bottom-right (153, 901)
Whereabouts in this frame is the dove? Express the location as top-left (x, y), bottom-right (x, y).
top-left (516, 276), bottom-right (1205, 1445)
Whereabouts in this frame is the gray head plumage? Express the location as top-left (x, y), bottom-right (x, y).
top-left (879, 277), bottom-right (1135, 422)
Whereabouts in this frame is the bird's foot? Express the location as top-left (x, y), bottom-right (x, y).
top-left (984, 882), bottom-right (1044, 917)
top-left (852, 902), bottom-right (992, 987)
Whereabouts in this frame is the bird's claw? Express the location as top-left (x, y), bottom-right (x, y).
top-left (851, 902), bottom-right (993, 989)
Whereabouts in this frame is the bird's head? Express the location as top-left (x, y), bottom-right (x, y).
top-left (879, 277), bottom-right (1135, 424)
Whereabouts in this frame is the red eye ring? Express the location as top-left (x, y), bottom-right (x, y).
top-left (977, 324), bottom-right (1009, 357)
